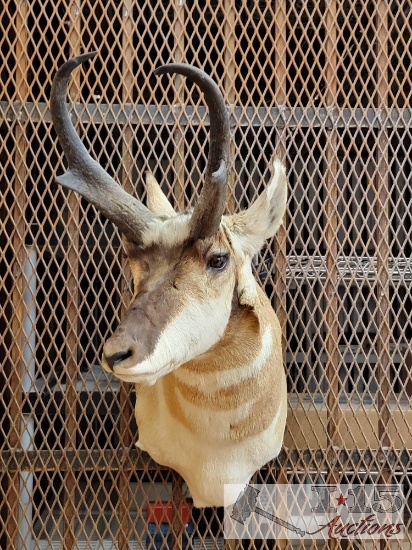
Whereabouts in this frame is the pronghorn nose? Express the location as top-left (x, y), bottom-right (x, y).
top-left (104, 349), bottom-right (134, 370)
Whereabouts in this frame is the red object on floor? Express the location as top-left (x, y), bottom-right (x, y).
top-left (146, 501), bottom-right (192, 524)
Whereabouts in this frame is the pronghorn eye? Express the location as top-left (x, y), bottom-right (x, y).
top-left (207, 253), bottom-right (229, 271)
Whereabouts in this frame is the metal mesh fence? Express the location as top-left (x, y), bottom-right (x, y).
top-left (1, 1), bottom-right (411, 549)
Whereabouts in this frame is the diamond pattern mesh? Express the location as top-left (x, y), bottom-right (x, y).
top-left (0, 1), bottom-right (411, 549)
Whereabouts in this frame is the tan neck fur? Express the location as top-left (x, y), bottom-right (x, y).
top-left (162, 285), bottom-right (284, 442)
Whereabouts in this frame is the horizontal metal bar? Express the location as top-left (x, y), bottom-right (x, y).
top-left (1, 449), bottom-right (161, 473)
top-left (259, 255), bottom-right (412, 284)
top-left (1, 100), bottom-right (411, 128)
top-left (1, 447), bottom-right (410, 473)
top-left (274, 448), bottom-right (411, 471)
top-left (28, 229), bottom-right (412, 284)
top-left (287, 344), bottom-right (408, 366)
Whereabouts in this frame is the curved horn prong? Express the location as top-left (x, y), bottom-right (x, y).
top-left (50, 52), bottom-right (156, 243)
top-left (155, 64), bottom-right (230, 239)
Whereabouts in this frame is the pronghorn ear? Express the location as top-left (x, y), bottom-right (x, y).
top-left (228, 159), bottom-right (287, 256)
top-left (145, 172), bottom-right (176, 216)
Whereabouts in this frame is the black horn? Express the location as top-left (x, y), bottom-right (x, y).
top-left (50, 52), bottom-right (157, 243)
top-left (154, 64), bottom-right (230, 239)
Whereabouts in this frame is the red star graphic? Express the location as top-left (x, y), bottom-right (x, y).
top-left (337, 494), bottom-right (347, 506)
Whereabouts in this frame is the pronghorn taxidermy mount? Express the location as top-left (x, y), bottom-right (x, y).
top-left (51, 52), bottom-right (287, 507)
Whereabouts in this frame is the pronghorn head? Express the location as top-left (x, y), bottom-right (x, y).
top-left (51, 52), bottom-right (287, 386)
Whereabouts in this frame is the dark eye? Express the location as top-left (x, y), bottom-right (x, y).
top-left (207, 253), bottom-right (229, 271)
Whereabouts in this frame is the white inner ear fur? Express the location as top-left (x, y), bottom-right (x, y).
top-left (226, 159), bottom-right (287, 257)
top-left (145, 172), bottom-right (176, 216)
top-left (223, 159), bottom-right (287, 307)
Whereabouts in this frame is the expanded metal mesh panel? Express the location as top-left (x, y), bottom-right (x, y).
top-left (1, 1), bottom-right (411, 549)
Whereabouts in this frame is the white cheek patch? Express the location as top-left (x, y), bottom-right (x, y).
top-left (114, 288), bottom-right (233, 383)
